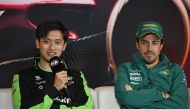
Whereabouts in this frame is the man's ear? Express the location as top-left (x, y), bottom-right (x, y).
top-left (160, 43), bottom-right (164, 51)
top-left (136, 41), bottom-right (139, 50)
top-left (63, 42), bottom-right (67, 51)
top-left (36, 38), bottom-right (40, 49)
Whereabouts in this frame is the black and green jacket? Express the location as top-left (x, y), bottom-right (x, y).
top-left (12, 57), bottom-right (93, 109)
top-left (115, 52), bottom-right (188, 109)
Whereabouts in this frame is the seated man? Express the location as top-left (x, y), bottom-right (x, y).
top-left (114, 21), bottom-right (188, 109)
top-left (12, 20), bottom-right (93, 109)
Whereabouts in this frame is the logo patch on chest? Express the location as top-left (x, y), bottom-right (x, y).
top-left (158, 69), bottom-right (171, 76)
top-left (129, 70), bottom-right (142, 84)
top-left (67, 76), bottom-right (74, 86)
top-left (34, 75), bottom-right (47, 90)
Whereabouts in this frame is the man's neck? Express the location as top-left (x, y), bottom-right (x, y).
top-left (38, 60), bottom-right (52, 72)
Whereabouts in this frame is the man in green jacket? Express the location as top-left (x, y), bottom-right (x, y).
top-left (12, 20), bottom-right (93, 109)
top-left (114, 21), bottom-right (188, 109)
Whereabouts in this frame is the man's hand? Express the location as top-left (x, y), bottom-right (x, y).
top-left (54, 71), bottom-right (68, 91)
top-left (162, 92), bottom-right (171, 99)
top-left (125, 84), bottom-right (133, 91)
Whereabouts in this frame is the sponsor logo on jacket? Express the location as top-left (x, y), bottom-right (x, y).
top-left (67, 76), bottom-right (74, 86)
top-left (182, 70), bottom-right (187, 85)
top-left (158, 69), bottom-right (171, 76)
top-left (129, 70), bottom-right (142, 84)
top-left (53, 96), bottom-right (71, 104)
top-left (34, 75), bottom-right (46, 90)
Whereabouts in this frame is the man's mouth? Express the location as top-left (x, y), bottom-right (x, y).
top-left (48, 52), bottom-right (56, 56)
top-left (144, 52), bottom-right (154, 55)
top-left (144, 52), bottom-right (155, 58)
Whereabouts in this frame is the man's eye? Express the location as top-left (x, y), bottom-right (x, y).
top-left (43, 40), bottom-right (49, 44)
top-left (55, 41), bottom-right (61, 45)
top-left (153, 42), bottom-right (159, 45)
top-left (141, 41), bottom-right (147, 45)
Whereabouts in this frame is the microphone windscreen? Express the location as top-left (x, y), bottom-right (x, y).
top-left (49, 56), bottom-right (66, 73)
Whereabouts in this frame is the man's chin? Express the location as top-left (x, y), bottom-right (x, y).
top-left (143, 59), bottom-right (155, 64)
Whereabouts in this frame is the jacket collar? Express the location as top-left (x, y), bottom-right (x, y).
top-left (132, 51), bottom-right (170, 69)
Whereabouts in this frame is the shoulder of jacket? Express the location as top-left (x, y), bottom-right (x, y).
top-left (118, 62), bottom-right (131, 67)
top-left (17, 67), bottom-right (36, 76)
top-left (168, 63), bottom-right (182, 70)
top-left (67, 68), bottom-right (82, 76)
top-left (67, 68), bottom-right (80, 73)
top-left (118, 62), bottom-right (137, 69)
top-left (116, 62), bottom-right (133, 73)
top-left (167, 63), bottom-right (184, 75)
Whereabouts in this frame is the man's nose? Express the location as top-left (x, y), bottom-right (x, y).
top-left (147, 43), bottom-right (153, 51)
top-left (49, 42), bottom-right (55, 50)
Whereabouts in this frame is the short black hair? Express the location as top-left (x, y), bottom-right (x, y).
top-left (35, 20), bottom-right (68, 42)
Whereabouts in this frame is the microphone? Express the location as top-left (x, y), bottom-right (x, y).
top-left (49, 56), bottom-right (67, 73)
top-left (49, 56), bottom-right (68, 88)
top-left (49, 56), bottom-right (72, 104)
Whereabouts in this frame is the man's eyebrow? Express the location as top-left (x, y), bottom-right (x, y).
top-left (41, 37), bottom-right (49, 40)
top-left (55, 39), bottom-right (63, 41)
top-left (139, 39), bottom-right (148, 42)
top-left (152, 40), bottom-right (161, 42)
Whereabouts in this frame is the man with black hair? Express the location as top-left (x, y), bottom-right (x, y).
top-left (114, 21), bottom-right (188, 109)
top-left (12, 20), bottom-right (93, 109)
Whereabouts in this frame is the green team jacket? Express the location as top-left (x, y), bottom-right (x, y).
top-left (12, 57), bottom-right (93, 109)
top-left (114, 52), bottom-right (188, 109)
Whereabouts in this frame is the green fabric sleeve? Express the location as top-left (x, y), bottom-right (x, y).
top-left (145, 65), bottom-right (188, 109)
top-left (60, 72), bottom-right (93, 109)
top-left (114, 64), bottom-right (163, 108)
top-left (29, 95), bottom-right (53, 109)
top-left (12, 74), bottom-right (21, 109)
